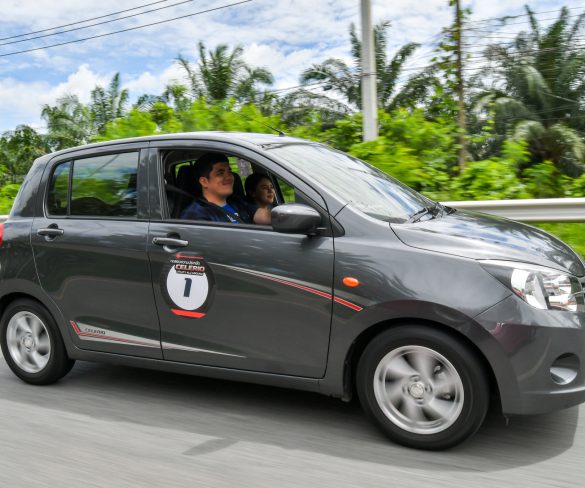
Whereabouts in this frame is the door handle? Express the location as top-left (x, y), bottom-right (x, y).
top-left (152, 237), bottom-right (189, 247)
top-left (37, 227), bottom-right (64, 237)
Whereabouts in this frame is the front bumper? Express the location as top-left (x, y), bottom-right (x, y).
top-left (474, 294), bottom-right (585, 415)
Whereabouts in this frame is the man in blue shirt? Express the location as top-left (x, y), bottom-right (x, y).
top-left (181, 153), bottom-right (271, 225)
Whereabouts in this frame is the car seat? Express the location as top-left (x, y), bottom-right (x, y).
top-left (168, 165), bottom-right (200, 218)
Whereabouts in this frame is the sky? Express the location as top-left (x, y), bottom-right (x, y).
top-left (0, 0), bottom-right (583, 133)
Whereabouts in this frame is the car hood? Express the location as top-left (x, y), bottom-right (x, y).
top-left (391, 209), bottom-right (585, 277)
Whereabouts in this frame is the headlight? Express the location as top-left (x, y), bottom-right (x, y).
top-left (480, 260), bottom-right (585, 313)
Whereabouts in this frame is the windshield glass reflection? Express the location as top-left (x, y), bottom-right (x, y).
top-left (268, 143), bottom-right (432, 222)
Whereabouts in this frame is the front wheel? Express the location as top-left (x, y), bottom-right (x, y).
top-left (1, 299), bottom-right (74, 385)
top-left (356, 325), bottom-right (489, 450)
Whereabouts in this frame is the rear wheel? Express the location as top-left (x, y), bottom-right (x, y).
top-left (357, 325), bottom-right (489, 450)
top-left (1, 299), bottom-right (74, 385)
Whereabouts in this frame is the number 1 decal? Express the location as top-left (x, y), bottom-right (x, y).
top-left (183, 277), bottom-right (192, 297)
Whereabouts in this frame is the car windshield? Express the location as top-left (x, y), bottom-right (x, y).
top-left (267, 143), bottom-right (433, 222)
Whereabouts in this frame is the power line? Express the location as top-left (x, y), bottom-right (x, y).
top-left (463, 24), bottom-right (585, 36)
top-left (0, 0), bottom-right (199, 47)
top-left (0, 0), bottom-right (172, 41)
top-left (463, 32), bottom-right (585, 41)
top-left (463, 5), bottom-right (585, 26)
top-left (0, 0), bottom-right (252, 58)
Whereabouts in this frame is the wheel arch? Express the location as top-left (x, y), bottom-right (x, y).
top-left (342, 318), bottom-right (501, 409)
top-left (0, 292), bottom-right (43, 318)
top-left (0, 290), bottom-right (70, 349)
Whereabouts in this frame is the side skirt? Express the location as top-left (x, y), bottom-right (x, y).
top-left (67, 348), bottom-right (325, 395)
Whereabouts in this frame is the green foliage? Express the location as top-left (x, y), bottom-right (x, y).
top-left (451, 139), bottom-right (530, 200)
top-left (99, 99), bottom-right (283, 141)
top-left (0, 125), bottom-right (48, 185)
top-left (97, 109), bottom-right (158, 141)
top-left (322, 113), bottom-right (363, 151)
top-left (569, 174), bottom-right (585, 197)
top-left (0, 183), bottom-right (21, 214)
top-left (451, 158), bottom-right (528, 200)
top-left (177, 99), bottom-right (282, 134)
top-left (149, 102), bottom-right (178, 129)
top-left (523, 161), bottom-right (568, 198)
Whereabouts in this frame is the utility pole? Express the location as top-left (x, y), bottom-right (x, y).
top-left (360, 0), bottom-right (378, 141)
top-left (454, 0), bottom-right (468, 169)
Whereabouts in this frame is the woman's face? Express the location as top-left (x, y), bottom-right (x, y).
top-left (253, 177), bottom-right (275, 206)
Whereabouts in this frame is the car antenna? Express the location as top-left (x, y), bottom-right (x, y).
top-left (226, 106), bottom-right (287, 137)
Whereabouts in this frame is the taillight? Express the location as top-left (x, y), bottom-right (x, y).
top-left (0, 223), bottom-right (4, 246)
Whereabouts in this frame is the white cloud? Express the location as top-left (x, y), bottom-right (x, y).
top-left (242, 43), bottom-right (327, 86)
top-left (123, 62), bottom-right (186, 96)
top-left (0, 64), bottom-right (110, 132)
top-left (52, 64), bottom-right (111, 102)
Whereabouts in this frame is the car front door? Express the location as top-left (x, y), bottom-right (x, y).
top-left (31, 144), bottom-right (162, 359)
top-left (147, 142), bottom-right (335, 378)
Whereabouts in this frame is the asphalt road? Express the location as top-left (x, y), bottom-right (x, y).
top-left (0, 352), bottom-right (583, 488)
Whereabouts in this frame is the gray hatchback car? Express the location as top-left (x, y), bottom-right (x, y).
top-left (1, 132), bottom-right (584, 450)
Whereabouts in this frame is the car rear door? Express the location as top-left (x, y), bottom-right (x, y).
top-left (30, 143), bottom-right (162, 359)
top-left (147, 141), bottom-right (336, 378)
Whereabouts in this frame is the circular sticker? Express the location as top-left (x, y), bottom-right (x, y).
top-left (161, 253), bottom-right (215, 315)
top-left (166, 266), bottom-right (209, 310)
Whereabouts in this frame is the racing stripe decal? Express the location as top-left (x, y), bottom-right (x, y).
top-left (332, 297), bottom-right (363, 311)
top-left (161, 342), bottom-right (246, 357)
top-left (214, 264), bottom-right (363, 312)
top-left (70, 321), bottom-right (160, 348)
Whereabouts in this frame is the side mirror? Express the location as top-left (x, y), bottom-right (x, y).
top-left (271, 204), bottom-right (322, 235)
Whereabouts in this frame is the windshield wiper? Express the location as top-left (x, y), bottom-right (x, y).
top-left (406, 202), bottom-right (443, 223)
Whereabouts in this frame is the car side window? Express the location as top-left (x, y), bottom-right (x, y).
top-left (47, 161), bottom-right (71, 215)
top-left (47, 152), bottom-right (139, 218)
top-left (160, 149), bottom-right (325, 228)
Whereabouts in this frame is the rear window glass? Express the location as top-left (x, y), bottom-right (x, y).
top-left (47, 152), bottom-right (139, 218)
top-left (47, 161), bottom-right (70, 216)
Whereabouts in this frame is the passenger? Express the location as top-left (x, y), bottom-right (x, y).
top-left (180, 153), bottom-right (271, 225)
top-left (244, 173), bottom-right (275, 210)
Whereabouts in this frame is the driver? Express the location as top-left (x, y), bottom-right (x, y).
top-left (181, 153), bottom-right (271, 225)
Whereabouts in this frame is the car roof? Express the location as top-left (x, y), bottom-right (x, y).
top-left (41, 132), bottom-right (312, 160)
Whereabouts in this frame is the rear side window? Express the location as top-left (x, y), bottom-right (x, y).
top-left (47, 162), bottom-right (70, 215)
top-left (47, 152), bottom-right (139, 218)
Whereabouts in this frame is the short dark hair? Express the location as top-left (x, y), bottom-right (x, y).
top-left (195, 152), bottom-right (229, 179)
top-left (244, 172), bottom-right (271, 199)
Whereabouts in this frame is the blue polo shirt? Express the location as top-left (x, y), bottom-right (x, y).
top-left (181, 196), bottom-right (257, 224)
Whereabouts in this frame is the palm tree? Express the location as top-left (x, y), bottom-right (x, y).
top-left (177, 42), bottom-right (274, 104)
top-left (90, 73), bottom-right (129, 135)
top-left (475, 7), bottom-right (585, 174)
top-left (41, 94), bottom-right (93, 150)
top-left (134, 83), bottom-right (191, 113)
top-left (267, 89), bottom-right (353, 128)
top-left (300, 21), bottom-right (421, 112)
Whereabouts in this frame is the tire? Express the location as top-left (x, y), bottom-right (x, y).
top-left (356, 325), bottom-right (489, 450)
top-left (0, 299), bottom-right (75, 385)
